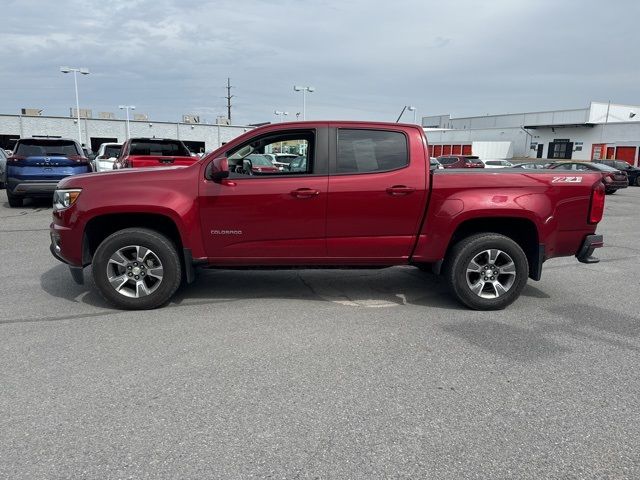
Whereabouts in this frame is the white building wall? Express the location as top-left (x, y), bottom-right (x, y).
top-left (425, 127), bottom-right (530, 157)
top-left (0, 114), bottom-right (251, 151)
top-left (588, 102), bottom-right (640, 124)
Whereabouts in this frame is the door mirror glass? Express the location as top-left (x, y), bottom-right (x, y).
top-left (206, 156), bottom-right (230, 181)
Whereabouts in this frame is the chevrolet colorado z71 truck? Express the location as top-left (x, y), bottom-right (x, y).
top-left (50, 121), bottom-right (605, 310)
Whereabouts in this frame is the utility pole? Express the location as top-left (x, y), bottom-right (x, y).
top-left (226, 77), bottom-right (234, 123)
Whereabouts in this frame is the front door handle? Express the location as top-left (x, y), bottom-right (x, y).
top-left (386, 185), bottom-right (415, 196)
top-left (290, 188), bottom-right (320, 198)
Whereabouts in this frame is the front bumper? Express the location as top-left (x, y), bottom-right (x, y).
top-left (50, 234), bottom-right (85, 285)
top-left (576, 234), bottom-right (604, 264)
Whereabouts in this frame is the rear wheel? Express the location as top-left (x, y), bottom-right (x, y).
top-left (6, 190), bottom-right (23, 207)
top-left (444, 233), bottom-right (529, 310)
top-left (92, 228), bottom-right (182, 310)
top-left (605, 189), bottom-right (617, 195)
top-left (635, 177), bottom-right (640, 187)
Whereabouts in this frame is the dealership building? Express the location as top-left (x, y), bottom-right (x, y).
top-left (422, 101), bottom-right (640, 166)
top-left (0, 112), bottom-right (251, 154)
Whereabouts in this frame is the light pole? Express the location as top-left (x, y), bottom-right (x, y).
top-left (274, 111), bottom-right (288, 152)
top-left (60, 66), bottom-right (90, 145)
top-left (119, 105), bottom-right (136, 139)
top-left (274, 110), bottom-right (289, 122)
top-left (293, 86), bottom-right (315, 120)
top-left (407, 106), bottom-right (417, 124)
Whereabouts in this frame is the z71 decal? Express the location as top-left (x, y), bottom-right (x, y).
top-left (552, 176), bottom-right (583, 183)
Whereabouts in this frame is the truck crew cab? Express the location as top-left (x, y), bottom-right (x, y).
top-left (50, 121), bottom-right (605, 310)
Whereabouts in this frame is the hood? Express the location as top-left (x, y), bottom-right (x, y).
top-left (57, 163), bottom-right (197, 189)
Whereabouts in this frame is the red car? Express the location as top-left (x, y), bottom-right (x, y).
top-left (239, 154), bottom-right (280, 175)
top-left (437, 155), bottom-right (485, 169)
top-left (114, 138), bottom-right (197, 169)
top-left (50, 121), bottom-right (605, 311)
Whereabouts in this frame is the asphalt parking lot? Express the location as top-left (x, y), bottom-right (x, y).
top-left (0, 188), bottom-right (639, 479)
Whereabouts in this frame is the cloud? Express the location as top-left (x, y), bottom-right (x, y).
top-left (0, 0), bottom-right (638, 124)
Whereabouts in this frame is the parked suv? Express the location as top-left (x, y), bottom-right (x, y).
top-left (437, 155), bottom-right (484, 169)
top-left (114, 138), bottom-right (197, 169)
top-left (6, 137), bottom-right (90, 207)
top-left (595, 159), bottom-right (640, 186)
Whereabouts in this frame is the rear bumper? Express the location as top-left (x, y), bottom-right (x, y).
top-left (576, 234), bottom-right (604, 264)
top-left (8, 180), bottom-right (58, 196)
top-left (606, 179), bottom-right (628, 189)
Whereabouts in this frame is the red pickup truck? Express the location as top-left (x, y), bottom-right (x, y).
top-left (114, 138), bottom-right (197, 169)
top-left (50, 121), bottom-right (605, 310)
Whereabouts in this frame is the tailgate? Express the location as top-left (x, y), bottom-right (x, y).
top-left (129, 155), bottom-right (197, 167)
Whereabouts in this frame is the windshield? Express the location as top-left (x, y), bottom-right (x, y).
top-left (247, 155), bottom-right (274, 166)
top-left (594, 163), bottom-right (620, 172)
top-left (104, 145), bottom-right (121, 158)
top-left (613, 161), bottom-right (630, 169)
top-left (438, 157), bottom-right (457, 165)
top-left (16, 139), bottom-right (80, 157)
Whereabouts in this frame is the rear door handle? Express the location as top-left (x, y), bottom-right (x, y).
top-left (386, 185), bottom-right (416, 196)
top-left (290, 188), bottom-right (320, 198)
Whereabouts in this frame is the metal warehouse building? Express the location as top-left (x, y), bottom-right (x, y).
top-left (422, 101), bottom-right (640, 166)
top-left (0, 114), bottom-right (251, 153)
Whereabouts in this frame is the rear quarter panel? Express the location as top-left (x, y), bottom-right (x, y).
top-left (412, 170), bottom-right (603, 263)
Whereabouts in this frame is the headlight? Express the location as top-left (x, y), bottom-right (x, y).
top-left (53, 189), bottom-right (82, 211)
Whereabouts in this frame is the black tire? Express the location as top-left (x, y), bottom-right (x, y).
top-left (605, 189), bottom-right (617, 195)
top-left (635, 177), bottom-right (640, 187)
top-left (6, 190), bottom-right (23, 207)
top-left (92, 228), bottom-right (182, 310)
top-left (444, 233), bottom-right (529, 310)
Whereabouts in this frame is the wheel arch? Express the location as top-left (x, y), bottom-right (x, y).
top-left (82, 212), bottom-right (184, 265)
top-left (443, 217), bottom-right (542, 280)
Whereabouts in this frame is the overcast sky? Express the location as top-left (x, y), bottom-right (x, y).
top-left (1, 0), bottom-right (638, 125)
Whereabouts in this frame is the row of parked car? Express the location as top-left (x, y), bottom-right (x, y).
top-left (1, 137), bottom-right (638, 207)
top-left (430, 154), bottom-right (639, 194)
top-left (0, 136), bottom-right (309, 207)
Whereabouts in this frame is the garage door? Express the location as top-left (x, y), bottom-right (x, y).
top-left (606, 147), bottom-right (615, 159)
top-left (615, 146), bottom-right (636, 165)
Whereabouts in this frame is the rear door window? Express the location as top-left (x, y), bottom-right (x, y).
top-left (335, 129), bottom-right (408, 174)
top-left (16, 139), bottom-right (80, 157)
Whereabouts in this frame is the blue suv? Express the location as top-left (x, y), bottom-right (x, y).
top-left (6, 137), bottom-right (92, 207)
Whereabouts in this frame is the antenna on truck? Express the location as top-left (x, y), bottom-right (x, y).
top-left (395, 106), bottom-right (407, 123)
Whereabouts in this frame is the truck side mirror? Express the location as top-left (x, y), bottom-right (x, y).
top-left (205, 156), bottom-right (230, 181)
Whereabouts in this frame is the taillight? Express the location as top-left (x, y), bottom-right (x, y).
top-left (7, 155), bottom-right (25, 163)
top-left (589, 182), bottom-right (605, 224)
top-left (68, 155), bottom-right (89, 163)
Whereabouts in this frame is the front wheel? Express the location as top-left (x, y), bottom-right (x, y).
top-left (92, 228), bottom-right (182, 310)
top-left (444, 233), bottom-right (529, 310)
top-left (605, 188), bottom-right (617, 195)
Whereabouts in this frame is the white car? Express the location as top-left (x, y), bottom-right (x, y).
top-left (264, 153), bottom-right (300, 171)
top-left (483, 159), bottom-right (514, 168)
top-left (93, 142), bottom-right (122, 172)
